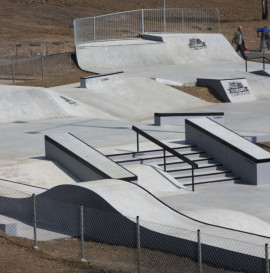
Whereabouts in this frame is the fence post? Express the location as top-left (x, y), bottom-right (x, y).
top-left (136, 216), bottom-right (141, 273)
top-left (12, 59), bottom-right (15, 85)
top-left (41, 56), bottom-right (44, 81)
top-left (142, 10), bottom-right (144, 34)
top-left (182, 9), bottom-right (184, 33)
top-left (94, 17), bottom-right (96, 42)
top-left (32, 194), bottom-right (38, 249)
top-left (163, 0), bottom-right (166, 33)
top-left (69, 53), bottom-right (72, 76)
top-left (266, 243), bottom-right (269, 273)
top-left (31, 52), bottom-right (35, 76)
top-left (80, 205), bottom-right (86, 262)
top-left (197, 229), bottom-right (202, 273)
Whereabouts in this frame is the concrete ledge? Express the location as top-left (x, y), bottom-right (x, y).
top-left (80, 71), bottom-right (124, 89)
top-left (185, 117), bottom-right (270, 185)
top-left (0, 223), bottom-right (17, 236)
top-left (154, 112), bottom-right (224, 126)
top-left (197, 78), bottom-right (256, 102)
top-left (45, 133), bottom-right (137, 182)
top-left (142, 34), bottom-right (164, 42)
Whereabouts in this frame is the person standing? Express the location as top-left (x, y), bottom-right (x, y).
top-left (232, 26), bottom-right (247, 59)
top-left (257, 25), bottom-right (270, 51)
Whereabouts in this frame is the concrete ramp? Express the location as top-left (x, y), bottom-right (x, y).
top-left (0, 85), bottom-right (116, 123)
top-left (76, 34), bottom-right (241, 73)
top-left (53, 76), bottom-right (213, 122)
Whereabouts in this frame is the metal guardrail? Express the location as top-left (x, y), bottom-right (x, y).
top-left (132, 125), bottom-right (198, 191)
top-left (74, 8), bottom-right (220, 45)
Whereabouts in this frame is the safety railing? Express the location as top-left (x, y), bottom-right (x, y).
top-left (74, 8), bottom-right (220, 45)
top-left (245, 56), bottom-right (270, 72)
top-left (132, 125), bottom-right (198, 191)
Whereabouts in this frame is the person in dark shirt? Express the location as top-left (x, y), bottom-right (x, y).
top-left (257, 26), bottom-right (270, 51)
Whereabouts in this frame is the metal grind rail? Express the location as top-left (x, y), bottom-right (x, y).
top-left (245, 56), bottom-right (270, 72)
top-left (132, 126), bottom-right (198, 191)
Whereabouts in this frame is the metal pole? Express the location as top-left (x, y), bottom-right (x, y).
top-left (142, 9), bottom-right (144, 34)
top-left (31, 52), bottom-right (34, 76)
top-left (94, 17), bottom-right (96, 42)
top-left (41, 56), bottom-right (44, 81)
top-left (69, 53), bottom-right (72, 76)
top-left (12, 59), bottom-right (15, 85)
top-left (182, 9), bottom-right (184, 33)
top-left (136, 216), bottom-right (141, 273)
top-left (80, 205), bottom-right (86, 262)
top-left (46, 42), bottom-right (48, 56)
top-left (263, 53), bottom-right (266, 70)
top-left (136, 132), bottom-right (139, 153)
top-left (266, 244), bottom-right (269, 273)
top-left (245, 58), bottom-right (247, 72)
top-left (197, 229), bottom-right (202, 273)
top-left (163, 0), bottom-right (166, 33)
top-left (15, 45), bottom-right (18, 62)
top-left (32, 194), bottom-right (38, 249)
top-left (192, 166), bottom-right (195, 192)
top-left (163, 149), bottom-right (166, 171)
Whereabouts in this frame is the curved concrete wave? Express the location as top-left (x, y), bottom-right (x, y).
top-left (0, 179), bottom-right (269, 272)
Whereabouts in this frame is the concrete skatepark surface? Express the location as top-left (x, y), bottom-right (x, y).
top-left (1, 33), bottom-right (270, 246)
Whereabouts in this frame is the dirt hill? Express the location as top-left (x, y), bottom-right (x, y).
top-left (0, 0), bottom-right (267, 51)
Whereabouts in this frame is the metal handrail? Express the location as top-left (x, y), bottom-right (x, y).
top-left (132, 126), bottom-right (198, 191)
top-left (245, 56), bottom-right (270, 72)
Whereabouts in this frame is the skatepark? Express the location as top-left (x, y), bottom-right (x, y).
top-left (2, 7), bottom-right (270, 272)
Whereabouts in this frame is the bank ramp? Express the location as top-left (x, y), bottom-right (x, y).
top-left (76, 33), bottom-right (242, 73)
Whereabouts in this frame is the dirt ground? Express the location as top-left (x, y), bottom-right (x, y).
top-left (1, 0), bottom-right (270, 272)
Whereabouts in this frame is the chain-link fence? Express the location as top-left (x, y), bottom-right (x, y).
top-left (74, 8), bottom-right (220, 45)
top-left (0, 53), bottom-right (72, 84)
top-left (0, 41), bottom-right (73, 84)
top-left (0, 183), bottom-right (269, 273)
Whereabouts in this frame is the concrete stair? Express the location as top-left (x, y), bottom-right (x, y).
top-left (107, 143), bottom-right (241, 188)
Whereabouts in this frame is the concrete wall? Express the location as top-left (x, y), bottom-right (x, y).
top-left (185, 118), bottom-right (270, 185)
top-left (197, 78), bottom-right (256, 103)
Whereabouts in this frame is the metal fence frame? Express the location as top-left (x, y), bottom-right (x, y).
top-left (74, 8), bottom-right (220, 45)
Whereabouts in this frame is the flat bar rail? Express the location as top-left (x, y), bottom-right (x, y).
top-left (245, 56), bottom-right (270, 72)
top-left (132, 126), bottom-right (198, 191)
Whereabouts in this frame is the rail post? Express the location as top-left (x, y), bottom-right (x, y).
top-left (136, 132), bottom-right (140, 153)
top-left (163, 149), bottom-right (166, 171)
top-left (245, 58), bottom-right (248, 72)
top-left (192, 166), bottom-right (195, 192)
top-left (32, 194), bottom-right (38, 249)
top-left (80, 205), bottom-right (86, 262)
top-left (136, 216), bottom-right (141, 273)
top-left (197, 229), bottom-right (202, 273)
